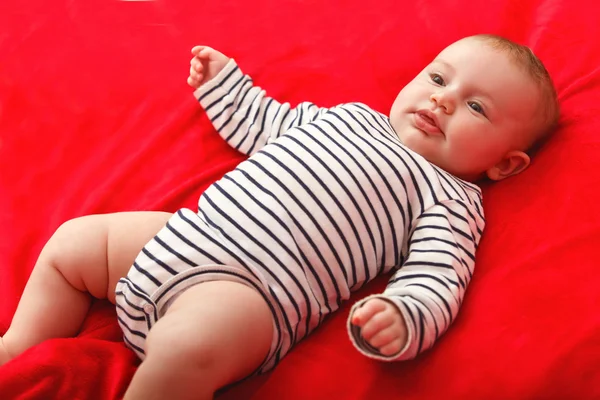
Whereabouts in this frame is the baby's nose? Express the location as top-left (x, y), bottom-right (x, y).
top-left (430, 91), bottom-right (454, 114)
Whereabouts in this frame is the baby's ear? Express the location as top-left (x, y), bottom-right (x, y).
top-left (486, 150), bottom-right (530, 181)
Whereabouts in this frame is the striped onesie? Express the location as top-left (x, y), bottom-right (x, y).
top-left (115, 60), bottom-right (485, 373)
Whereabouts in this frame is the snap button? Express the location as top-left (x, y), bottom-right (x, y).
top-left (143, 303), bottom-right (154, 314)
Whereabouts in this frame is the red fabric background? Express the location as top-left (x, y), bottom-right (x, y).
top-left (1, 0), bottom-right (599, 398)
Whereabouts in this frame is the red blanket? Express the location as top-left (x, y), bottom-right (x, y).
top-left (1, 0), bottom-right (599, 398)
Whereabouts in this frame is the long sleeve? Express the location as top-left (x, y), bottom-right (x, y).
top-left (348, 199), bottom-right (483, 361)
top-left (193, 60), bottom-right (330, 156)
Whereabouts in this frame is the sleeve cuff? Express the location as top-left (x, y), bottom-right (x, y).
top-left (346, 294), bottom-right (416, 362)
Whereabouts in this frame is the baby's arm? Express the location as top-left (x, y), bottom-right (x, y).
top-left (348, 200), bottom-right (483, 361)
top-left (189, 46), bottom-right (331, 156)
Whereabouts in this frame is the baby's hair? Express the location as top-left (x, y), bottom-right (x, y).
top-left (471, 34), bottom-right (560, 155)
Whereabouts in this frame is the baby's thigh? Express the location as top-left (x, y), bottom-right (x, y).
top-left (40, 211), bottom-right (171, 301)
top-left (145, 280), bottom-right (274, 390)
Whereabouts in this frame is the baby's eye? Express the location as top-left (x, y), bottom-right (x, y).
top-left (468, 101), bottom-right (485, 115)
top-left (430, 73), bottom-right (445, 86)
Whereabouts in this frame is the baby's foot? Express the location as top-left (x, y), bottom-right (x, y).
top-left (0, 336), bottom-right (10, 366)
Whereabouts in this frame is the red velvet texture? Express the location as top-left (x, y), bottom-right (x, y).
top-left (1, 0), bottom-right (599, 398)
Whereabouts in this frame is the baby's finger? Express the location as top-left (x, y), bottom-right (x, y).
top-left (188, 75), bottom-right (204, 88)
top-left (351, 300), bottom-right (388, 326)
top-left (350, 308), bottom-right (368, 326)
top-left (192, 73), bottom-right (204, 84)
top-left (379, 338), bottom-right (405, 357)
top-left (365, 324), bottom-right (401, 348)
top-left (358, 310), bottom-right (395, 340)
top-left (187, 76), bottom-right (199, 87)
top-left (195, 46), bottom-right (215, 60)
top-left (189, 66), bottom-right (204, 80)
top-left (193, 59), bottom-right (204, 72)
top-left (191, 45), bottom-right (205, 55)
top-left (189, 59), bottom-right (200, 70)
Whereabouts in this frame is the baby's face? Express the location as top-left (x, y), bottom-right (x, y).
top-left (389, 38), bottom-right (540, 181)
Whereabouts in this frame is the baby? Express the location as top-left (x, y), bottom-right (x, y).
top-left (0, 34), bottom-right (558, 399)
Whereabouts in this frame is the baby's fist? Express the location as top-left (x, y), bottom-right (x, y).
top-left (351, 298), bottom-right (407, 356)
top-left (188, 46), bottom-right (230, 89)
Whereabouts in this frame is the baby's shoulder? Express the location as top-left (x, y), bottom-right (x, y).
top-left (334, 102), bottom-right (386, 117)
top-left (426, 168), bottom-right (485, 218)
top-left (323, 102), bottom-right (391, 127)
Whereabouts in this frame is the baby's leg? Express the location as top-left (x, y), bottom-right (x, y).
top-left (0, 211), bottom-right (172, 365)
top-left (124, 280), bottom-right (274, 400)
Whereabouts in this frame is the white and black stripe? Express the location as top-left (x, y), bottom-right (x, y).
top-left (115, 58), bottom-right (485, 373)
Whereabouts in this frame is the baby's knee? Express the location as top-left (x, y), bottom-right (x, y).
top-left (54, 215), bottom-right (99, 235)
top-left (45, 217), bottom-right (81, 248)
top-left (44, 215), bottom-right (105, 254)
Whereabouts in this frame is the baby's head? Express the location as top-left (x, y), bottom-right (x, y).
top-left (390, 34), bottom-right (559, 182)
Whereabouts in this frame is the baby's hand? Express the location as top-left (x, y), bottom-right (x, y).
top-left (351, 298), bottom-right (407, 357)
top-left (187, 46), bottom-right (230, 89)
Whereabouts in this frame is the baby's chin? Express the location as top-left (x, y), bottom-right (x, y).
top-left (397, 131), bottom-right (436, 158)
top-left (392, 118), bottom-right (448, 163)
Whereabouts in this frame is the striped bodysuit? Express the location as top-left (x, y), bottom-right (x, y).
top-left (115, 60), bottom-right (485, 373)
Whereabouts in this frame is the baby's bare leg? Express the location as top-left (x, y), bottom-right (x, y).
top-left (124, 281), bottom-right (274, 400)
top-left (0, 211), bottom-right (172, 365)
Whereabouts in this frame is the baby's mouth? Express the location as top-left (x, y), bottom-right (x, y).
top-left (421, 114), bottom-right (436, 125)
top-left (414, 111), bottom-right (444, 137)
